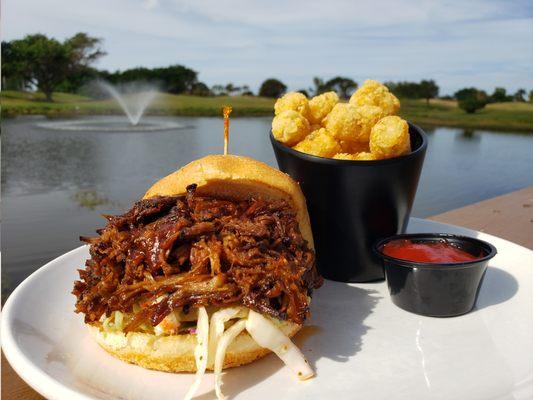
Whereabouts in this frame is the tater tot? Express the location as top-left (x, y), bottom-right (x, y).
top-left (324, 103), bottom-right (370, 143)
top-left (353, 152), bottom-right (377, 161)
top-left (349, 80), bottom-right (400, 116)
top-left (340, 140), bottom-right (370, 154)
top-left (369, 116), bottom-right (411, 159)
top-left (293, 128), bottom-right (341, 158)
top-left (272, 110), bottom-right (311, 146)
top-left (333, 152), bottom-right (377, 161)
top-left (274, 92), bottom-right (310, 118)
top-left (333, 153), bottom-right (358, 160)
top-left (308, 91), bottom-right (339, 124)
top-left (355, 104), bottom-right (384, 141)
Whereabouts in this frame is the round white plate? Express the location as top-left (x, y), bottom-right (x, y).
top-left (2, 218), bottom-right (533, 400)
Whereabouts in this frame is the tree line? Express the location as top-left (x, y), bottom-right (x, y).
top-left (2, 33), bottom-right (532, 114)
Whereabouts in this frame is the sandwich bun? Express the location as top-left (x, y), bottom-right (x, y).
top-left (89, 154), bottom-right (314, 372)
top-left (89, 320), bottom-right (300, 372)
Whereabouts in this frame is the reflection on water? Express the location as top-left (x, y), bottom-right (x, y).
top-left (2, 116), bottom-right (533, 295)
top-left (72, 190), bottom-right (114, 210)
top-left (460, 129), bottom-right (477, 140)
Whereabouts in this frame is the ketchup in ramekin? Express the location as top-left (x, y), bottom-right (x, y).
top-left (374, 233), bottom-right (497, 317)
top-left (382, 239), bottom-right (479, 264)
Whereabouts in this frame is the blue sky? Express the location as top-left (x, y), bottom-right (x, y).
top-left (4, 0), bottom-right (533, 95)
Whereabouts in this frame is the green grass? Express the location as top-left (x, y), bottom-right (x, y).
top-left (398, 99), bottom-right (533, 132)
top-left (2, 91), bottom-right (533, 132)
top-left (1, 91), bottom-right (275, 118)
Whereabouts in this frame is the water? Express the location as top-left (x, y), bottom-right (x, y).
top-left (2, 116), bottom-right (532, 296)
top-left (97, 81), bottom-right (158, 126)
top-left (36, 118), bottom-right (184, 132)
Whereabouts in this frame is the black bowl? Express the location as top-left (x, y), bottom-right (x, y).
top-left (374, 233), bottom-right (497, 317)
top-left (270, 123), bottom-right (427, 282)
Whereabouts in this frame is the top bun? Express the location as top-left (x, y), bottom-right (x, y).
top-left (143, 154), bottom-right (314, 249)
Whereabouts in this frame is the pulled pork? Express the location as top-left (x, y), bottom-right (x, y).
top-left (73, 184), bottom-right (322, 332)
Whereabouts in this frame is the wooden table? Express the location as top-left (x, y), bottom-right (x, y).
top-left (3, 186), bottom-right (532, 399)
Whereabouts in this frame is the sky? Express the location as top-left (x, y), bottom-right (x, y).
top-left (3, 0), bottom-right (533, 95)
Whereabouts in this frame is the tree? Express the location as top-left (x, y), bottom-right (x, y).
top-left (455, 88), bottom-right (488, 114)
top-left (225, 83), bottom-right (240, 95)
top-left (259, 78), bottom-right (286, 98)
top-left (529, 90), bottom-right (533, 103)
top-left (419, 80), bottom-right (439, 106)
top-left (458, 98), bottom-right (486, 114)
top-left (2, 33), bottom-right (105, 101)
top-left (11, 34), bottom-right (99, 100)
top-left (454, 87), bottom-right (487, 102)
top-left (105, 65), bottom-right (198, 94)
top-left (151, 66), bottom-right (197, 94)
top-left (385, 80), bottom-right (439, 103)
top-left (513, 88), bottom-right (526, 102)
top-left (6, 34), bottom-right (68, 101)
top-left (312, 77), bottom-right (326, 95)
top-left (386, 81), bottom-right (420, 98)
top-left (56, 66), bottom-right (100, 93)
top-left (211, 84), bottom-right (227, 96)
top-left (191, 82), bottom-right (212, 96)
top-left (490, 87), bottom-right (510, 103)
top-left (1, 41), bottom-right (30, 90)
top-left (64, 33), bottom-right (106, 73)
top-left (240, 85), bottom-right (254, 96)
top-left (455, 87), bottom-right (488, 113)
top-left (324, 76), bottom-right (357, 99)
top-left (297, 89), bottom-right (310, 97)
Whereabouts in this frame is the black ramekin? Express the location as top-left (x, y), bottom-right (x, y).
top-left (374, 233), bottom-right (497, 317)
top-left (270, 123), bottom-right (427, 282)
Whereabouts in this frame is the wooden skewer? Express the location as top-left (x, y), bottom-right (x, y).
top-left (223, 106), bottom-right (232, 155)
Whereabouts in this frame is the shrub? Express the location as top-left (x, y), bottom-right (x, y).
top-left (458, 98), bottom-right (486, 114)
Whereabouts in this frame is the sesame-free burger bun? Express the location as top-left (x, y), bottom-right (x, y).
top-left (89, 320), bottom-right (300, 373)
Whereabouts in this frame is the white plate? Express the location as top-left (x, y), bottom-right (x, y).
top-left (2, 218), bottom-right (533, 400)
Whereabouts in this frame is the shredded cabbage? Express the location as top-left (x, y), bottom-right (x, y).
top-left (154, 310), bottom-right (180, 336)
top-left (101, 311), bottom-right (124, 332)
top-left (208, 307), bottom-right (248, 365)
top-left (214, 319), bottom-right (247, 400)
top-left (245, 310), bottom-right (314, 380)
top-left (100, 304), bottom-right (315, 398)
top-left (184, 307), bottom-right (209, 400)
top-left (114, 311), bottom-right (124, 330)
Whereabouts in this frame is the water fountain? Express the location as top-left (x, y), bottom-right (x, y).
top-left (97, 81), bottom-right (158, 126)
top-left (36, 81), bottom-right (184, 132)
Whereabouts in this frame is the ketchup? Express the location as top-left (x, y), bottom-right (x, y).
top-left (382, 240), bottom-right (478, 263)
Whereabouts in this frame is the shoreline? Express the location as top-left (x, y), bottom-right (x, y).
top-left (2, 92), bottom-right (532, 133)
top-left (4, 110), bottom-right (533, 133)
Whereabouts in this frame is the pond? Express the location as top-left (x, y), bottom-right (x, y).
top-left (2, 116), bottom-right (532, 296)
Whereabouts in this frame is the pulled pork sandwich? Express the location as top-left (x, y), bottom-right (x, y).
top-left (73, 154), bottom-right (322, 399)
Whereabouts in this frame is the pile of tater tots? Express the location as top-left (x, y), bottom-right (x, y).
top-left (271, 80), bottom-right (411, 160)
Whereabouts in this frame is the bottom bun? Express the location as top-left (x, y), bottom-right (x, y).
top-left (88, 320), bottom-right (301, 373)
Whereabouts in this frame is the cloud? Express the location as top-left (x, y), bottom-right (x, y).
top-left (142, 0), bottom-right (159, 10)
top-left (166, 0), bottom-right (527, 26)
top-left (3, 0), bottom-right (533, 94)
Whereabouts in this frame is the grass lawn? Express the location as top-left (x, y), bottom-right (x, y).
top-left (1, 90), bottom-right (275, 118)
top-left (399, 99), bottom-right (533, 132)
top-left (2, 91), bottom-right (532, 132)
